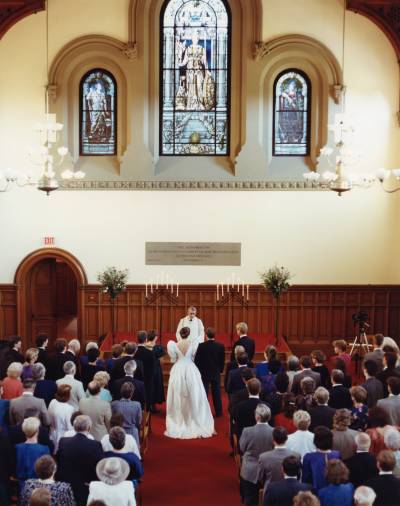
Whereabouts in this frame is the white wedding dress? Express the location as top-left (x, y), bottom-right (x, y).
top-left (165, 340), bottom-right (215, 439)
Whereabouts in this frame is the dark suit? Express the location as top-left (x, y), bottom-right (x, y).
top-left (308, 404), bottom-right (336, 431)
top-left (227, 366), bottom-right (255, 395)
top-left (34, 379), bottom-right (57, 407)
top-left (229, 387), bottom-right (249, 415)
top-left (366, 473), bottom-right (400, 506)
top-left (195, 339), bottom-right (225, 416)
top-left (328, 385), bottom-right (353, 409)
top-left (291, 369), bottom-right (321, 395)
top-left (377, 368), bottom-right (400, 397)
top-left (111, 375), bottom-right (146, 409)
top-left (224, 359), bottom-right (254, 391)
top-left (36, 348), bottom-right (48, 369)
top-left (57, 433), bottom-right (103, 505)
top-left (110, 355), bottom-right (144, 382)
top-left (362, 377), bottom-right (385, 408)
top-left (231, 336), bottom-right (255, 362)
top-left (233, 398), bottom-right (267, 438)
top-left (263, 478), bottom-right (313, 506)
top-left (47, 352), bottom-right (70, 381)
top-left (5, 348), bottom-right (23, 365)
top-left (134, 346), bottom-right (156, 408)
top-left (344, 451), bottom-right (378, 488)
top-left (0, 433), bottom-right (15, 502)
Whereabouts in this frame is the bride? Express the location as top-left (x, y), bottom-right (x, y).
top-left (165, 327), bottom-right (215, 439)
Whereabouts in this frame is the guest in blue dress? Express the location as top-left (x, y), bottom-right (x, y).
top-left (32, 363), bottom-right (57, 407)
top-left (302, 426), bottom-right (341, 491)
top-left (80, 342), bottom-right (106, 369)
top-left (0, 395), bottom-right (9, 435)
top-left (349, 385), bottom-right (369, 431)
top-left (318, 459), bottom-right (354, 506)
top-left (255, 345), bottom-right (283, 379)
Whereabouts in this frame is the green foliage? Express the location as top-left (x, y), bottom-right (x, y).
top-left (97, 266), bottom-right (128, 299)
top-left (260, 265), bottom-right (292, 299)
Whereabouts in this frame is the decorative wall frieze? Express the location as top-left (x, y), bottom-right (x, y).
top-left (121, 42), bottom-right (138, 61)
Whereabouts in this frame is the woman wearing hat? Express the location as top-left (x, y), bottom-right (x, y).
top-left (87, 457), bottom-right (136, 506)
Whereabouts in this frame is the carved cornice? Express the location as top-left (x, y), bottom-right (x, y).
top-left (0, 0), bottom-right (44, 40)
top-left (61, 180), bottom-right (327, 191)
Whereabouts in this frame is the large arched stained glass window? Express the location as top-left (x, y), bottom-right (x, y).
top-left (160, 0), bottom-right (230, 156)
top-left (80, 69), bottom-right (117, 156)
top-left (273, 69), bottom-right (311, 156)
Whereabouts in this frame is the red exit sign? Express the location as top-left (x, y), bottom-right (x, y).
top-left (44, 237), bottom-right (55, 245)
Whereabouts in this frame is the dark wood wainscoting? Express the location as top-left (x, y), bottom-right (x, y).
top-left (2, 284), bottom-right (400, 352)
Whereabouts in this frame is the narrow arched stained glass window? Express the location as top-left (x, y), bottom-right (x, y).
top-left (160, 0), bottom-right (230, 156)
top-left (273, 69), bottom-right (311, 156)
top-left (80, 69), bottom-right (116, 155)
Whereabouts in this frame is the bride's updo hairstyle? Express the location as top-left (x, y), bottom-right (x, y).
top-left (179, 327), bottom-right (191, 340)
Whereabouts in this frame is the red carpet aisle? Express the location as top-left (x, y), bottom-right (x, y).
top-left (140, 398), bottom-right (242, 506)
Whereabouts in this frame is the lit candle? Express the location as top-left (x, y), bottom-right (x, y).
top-left (246, 284), bottom-right (249, 300)
top-left (242, 283), bottom-right (244, 297)
top-left (237, 280), bottom-right (240, 292)
top-left (150, 280), bottom-right (153, 293)
top-left (217, 284), bottom-right (219, 301)
top-left (221, 283), bottom-right (224, 297)
top-left (176, 283), bottom-right (179, 297)
top-left (166, 274), bottom-right (169, 290)
top-left (145, 284), bottom-right (148, 298)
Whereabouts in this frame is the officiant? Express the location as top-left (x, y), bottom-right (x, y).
top-left (176, 306), bottom-right (205, 345)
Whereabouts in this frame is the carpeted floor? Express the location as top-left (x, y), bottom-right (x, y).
top-left (140, 397), bottom-right (242, 506)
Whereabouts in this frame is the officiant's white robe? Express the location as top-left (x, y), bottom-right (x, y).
top-left (176, 316), bottom-right (205, 345)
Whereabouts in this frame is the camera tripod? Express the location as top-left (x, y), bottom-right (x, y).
top-left (349, 329), bottom-right (371, 357)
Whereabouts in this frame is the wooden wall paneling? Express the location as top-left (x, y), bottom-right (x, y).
top-left (0, 286), bottom-right (17, 338)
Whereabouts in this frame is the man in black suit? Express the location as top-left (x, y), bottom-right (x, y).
top-left (134, 331), bottom-right (156, 410)
top-left (377, 352), bottom-right (400, 397)
top-left (195, 327), bottom-right (225, 417)
top-left (328, 369), bottom-right (352, 409)
top-left (5, 335), bottom-right (24, 365)
top-left (110, 360), bottom-right (146, 408)
top-left (64, 339), bottom-right (81, 373)
top-left (233, 378), bottom-right (267, 438)
top-left (308, 386), bottom-right (336, 431)
top-left (362, 359), bottom-right (384, 408)
top-left (365, 450), bottom-right (400, 506)
top-left (228, 368), bottom-right (255, 415)
top-left (35, 334), bottom-right (49, 370)
top-left (224, 344), bottom-right (254, 392)
top-left (344, 432), bottom-right (378, 488)
top-left (263, 455), bottom-right (313, 506)
top-left (231, 322), bottom-right (255, 362)
top-left (57, 414), bottom-right (103, 505)
top-left (226, 353), bottom-right (255, 395)
top-left (110, 342), bottom-right (144, 382)
top-left (47, 338), bottom-right (69, 381)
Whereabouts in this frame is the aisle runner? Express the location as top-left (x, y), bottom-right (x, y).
top-left (141, 398), bottom-right (241, 506)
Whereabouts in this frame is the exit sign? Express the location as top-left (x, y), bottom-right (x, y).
top-left (44, 237), bottom-right (55, 245)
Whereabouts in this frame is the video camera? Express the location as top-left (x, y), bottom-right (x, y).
top-left (352, 310), bottom-right (369, 333)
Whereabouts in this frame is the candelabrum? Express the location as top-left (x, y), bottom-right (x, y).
top-left (216, 283), bottom-right (249, 349)
top-left (144, 284), bottom-right (179, 343)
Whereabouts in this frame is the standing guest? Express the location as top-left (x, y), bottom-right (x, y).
top-left (258, 359), bottom-right (282, 397)
top-left (81, 348), bottom-right (105, 389)
top-left (228, 368), bottom-right (254, 415)
top-left (309, 387), bottom-right (336, 431)
top-left (332, 358), bottom-right (352, 389)
top-left (0, 424), bottom-right (15, 505)
top-left (231, 322), bottom-right (255, 362)
top-left (48, 384), bottom-right (74, 452)
top-left (344, 432), bottom-right (378, 488)
top-left (353, 486), bottom-right (376, 506)
top-left (134, 331), bottom-right (156, 410)
top-left (101, 412), bottom-right (141, 460)
top-left (65, 340), bottom-right (81, 371)
top-left (274, 392), bottom-right (297, 434)
top-left (232, 378), bottom-right (264, 438)
top-left (287, 410), bottom-right (316, 460)
top-left (291, 356), bottom-right (321, 396)
top-left (57, 415), bottom-right (103, 505)
top-left (145, 330), bottom-right (165, 410)
top-left (22, 349), bottom-right (39, 381)
top-left (239, 404), bottom-right (274, 506)
top-left (225, 345), bottom-right (253, 392)
top-left (295, 377), bottom-right (316, 412)
top-left (349, 386), bottom-right (369, 431)
top-left (110, 361), bottom-right (146, 409)
top-left (365, 450), bottom-right (400, 506)
top-left (106, 344), bottom-right (123, 374)
top-left (19, 455), bottom-right (75, 506)
top-left (90, 371), bottom-right (112, 402)
top-left (384, 428), bottom-right (400, 478)
top-left (332, 409), bottom-right (358, 460)
top-left (35, 335), bottom-right (48, 370)
top-left (87, 457), bottom-right (136, 506)
top-left (195, 327), bottom-right (225, 417)
top-left (226, 353), bottom-right (254, 394)
top-left (266, 372), bottom-right (289, 418)
top-left (103, 427), bottom-right (143, 483)
top-left (80, 342), bottom-right (105, 369)
top-left (364, 334), bottom-right (385, 373)
top-left (328, 370), bottom-right (352, 410)
top-left (9, 411), bottom-right (54, 454)
top-left (382, 337), bottom-right (400, 355)
top-left (287, 356), bottom-right (300, 392)
top-left (10, 379), bottom-right (50, 426)
top-left (48, 339), bottom-right (68, 381)
top-left (56, 361), bottom-right (85, 411)
top-left (256, 345), bottom-right (282, 378)
top-left (263, 455), bottom-right (313, 506)
top-left (5, 336), bottom-right (24, 365)
top-left (32, 364), bottom-right (57, 408)
top-left (377, 353), bottom-right (400, 396)
top-left (63, 411), bottom-right (94, 440)
top-left (110, 342), bottom-right (143, 383)
top-left (79, 381), bottom-right (111, 441)
top-left (302, 426), bottom-right (341, 491)
top-left (311, 350), bottom-right (331, 390)
top-left (366, 407), bottom-right (393, 457)
top-left (0, 384), bottom-right (10, 435)
top-left (111, 382), bottom-right (142, 447)
top-left (362, 360), bottom-right (384, 408)
top-left (293, 491), bottom-right (321, 506)
top-left (331, 340), bottom-right (351, 371)
top-left (377, 376), bottom-right (400, 426)
top-left (2, 362), bottom-right (23, 399)
top-left (318, 459), bottom-right (354, 506)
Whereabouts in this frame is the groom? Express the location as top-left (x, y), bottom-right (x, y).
top-left (176, 306), bottom-right (205, 345)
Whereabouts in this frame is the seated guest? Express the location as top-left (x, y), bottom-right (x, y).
top-left (377, 376), bottom-right (400, 426)
top-left (48, 338), bottom-right (68, 381)
top-left (263, 455), bottom-right (313, 506)
top-left (232, 378), bottom-right (265, 438)
top-left (32, 364), bottom-right (57, 408)
top-left (79, 381), bottom-right (111, 441)
top-left (328, 370), bottom-right (352, 410)
top-left (10, 379), bottom-right (50, 426)
top-left (362, 360), bottom-right (384, 408)
top-left (349, 385), bottom-right (369, 431)
top-left (2, 362), bottom-right (23, 400)
top-left (332, 409), bottom-right (358, 460)
top-left (366, 407), bottom-right (393, 457)
top-left (239, 404), bottom-right (274, 506)
top-left (286, 356), bottom-right (300, 392)
top-left (377, 352), bottom-right (400, 396)
top-left (311, 350), bottom-right (331, 390)
top-left (364, 334), bottom-right (385, 373)
top-left (90, 371), bottom-right (112, 402)
top-left (15, 417), bottom-right (50, 486)
top-left (111, 382), bottom-right (142, 447)
top-left (292, 356), bottom-right (321, 396)
top-left (144, 329), bottom-right (165, 410)
top-left (309, 387), bottom-right (336, 431)
top-left (302, 426), bottom-right (341, 491)
top-left (365, 450), bottom-right (400, 506)
top-left (81, 347), bottom-right (105, 389)
top-left (318, 459), bottom-right (354, 506)
top-left (258, 427), bottom-right (300, 494)
top-left (231, 322), bottom-right (255, 362)
top-left (274, 392), bottom-right (296, 433)
top-left (87, 457), bottom-right (136, 506)
top-left (22, 348), bottom-right (39, 381)
top-left (332, 340), bottom-right (352, 371)
top-left (293, 491), bottom-right (321, 506)
top-left (296, 377), bottom-right (316, 412)
top-left (56, 361), bottom-right (85, 411)
top-left (287, 410), bottom-right (316, 460)
top-left (35, 335), bottom-right (48, 369)
top-left (103, 427), bottom-right (143, 482)
top-left (28, 488), bottom-right (51, 506)
top-left (344, 433), bottom-right (378, 488)
top-left (332, 358), bottom-right (352, 389)
top-left (228, 368), bottom-right (254, 415)
top-left (353, 486), bottom-right (376, 506)
top-left (384, 428), bottom-right (400, 478)
top-left (101, 412), bottom-right (140, 459)
top-left (0, 425), bottom-right (15, 505)
top-left (226, 353), bottom-right (254, 394)
top-left (111, 361), bottom-right (146, 409)
top-left (80, 342), bottom-right (105, 369)
top-left (48, 384), bottom-right (74, 452)
top-left (57, 415), bottom-right (103, 504)
top-left (19, 455), bottom-right (75, 506)
top-left (106, 344), bottom-right (123, 374)
top-left (224, 345), bottom-right (254, 392)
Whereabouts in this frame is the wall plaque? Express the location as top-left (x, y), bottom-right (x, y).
top-left (145, 242), bottom-right (241, 266)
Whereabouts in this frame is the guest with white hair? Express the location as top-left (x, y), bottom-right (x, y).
top-left (56, 361), bottom-right (85, 410)
top-left (224, 344), bottom-right (253, 392)
top-left (287, 410), bottom-right (316, 460)
top-left (66, 339), bottom-right (81, 364)
top-left (344, 432), bottom-right (378, 488)
top-left (2, 362), bottom-right (23, 399)
top-left (354, 486), bottom-right (376, 506)
top-left (110, 360), bottom-right (146, 408)
top-left (32, 363), bottom-right (57, 407)
top-left (384, 427), bottom-right (400, 478)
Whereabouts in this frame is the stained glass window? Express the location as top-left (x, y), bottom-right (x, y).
top-left (273, 69), bottom-right (310, 156)
top-left (160, 0), bottom-right (230, 156)
top-left (80, 69), bottom-right (116, 155)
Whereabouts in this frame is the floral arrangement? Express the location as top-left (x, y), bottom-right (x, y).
top-left (97, 266), bottom-right (129, 299)
top-left (260, 265), bottom-right (292, 299)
